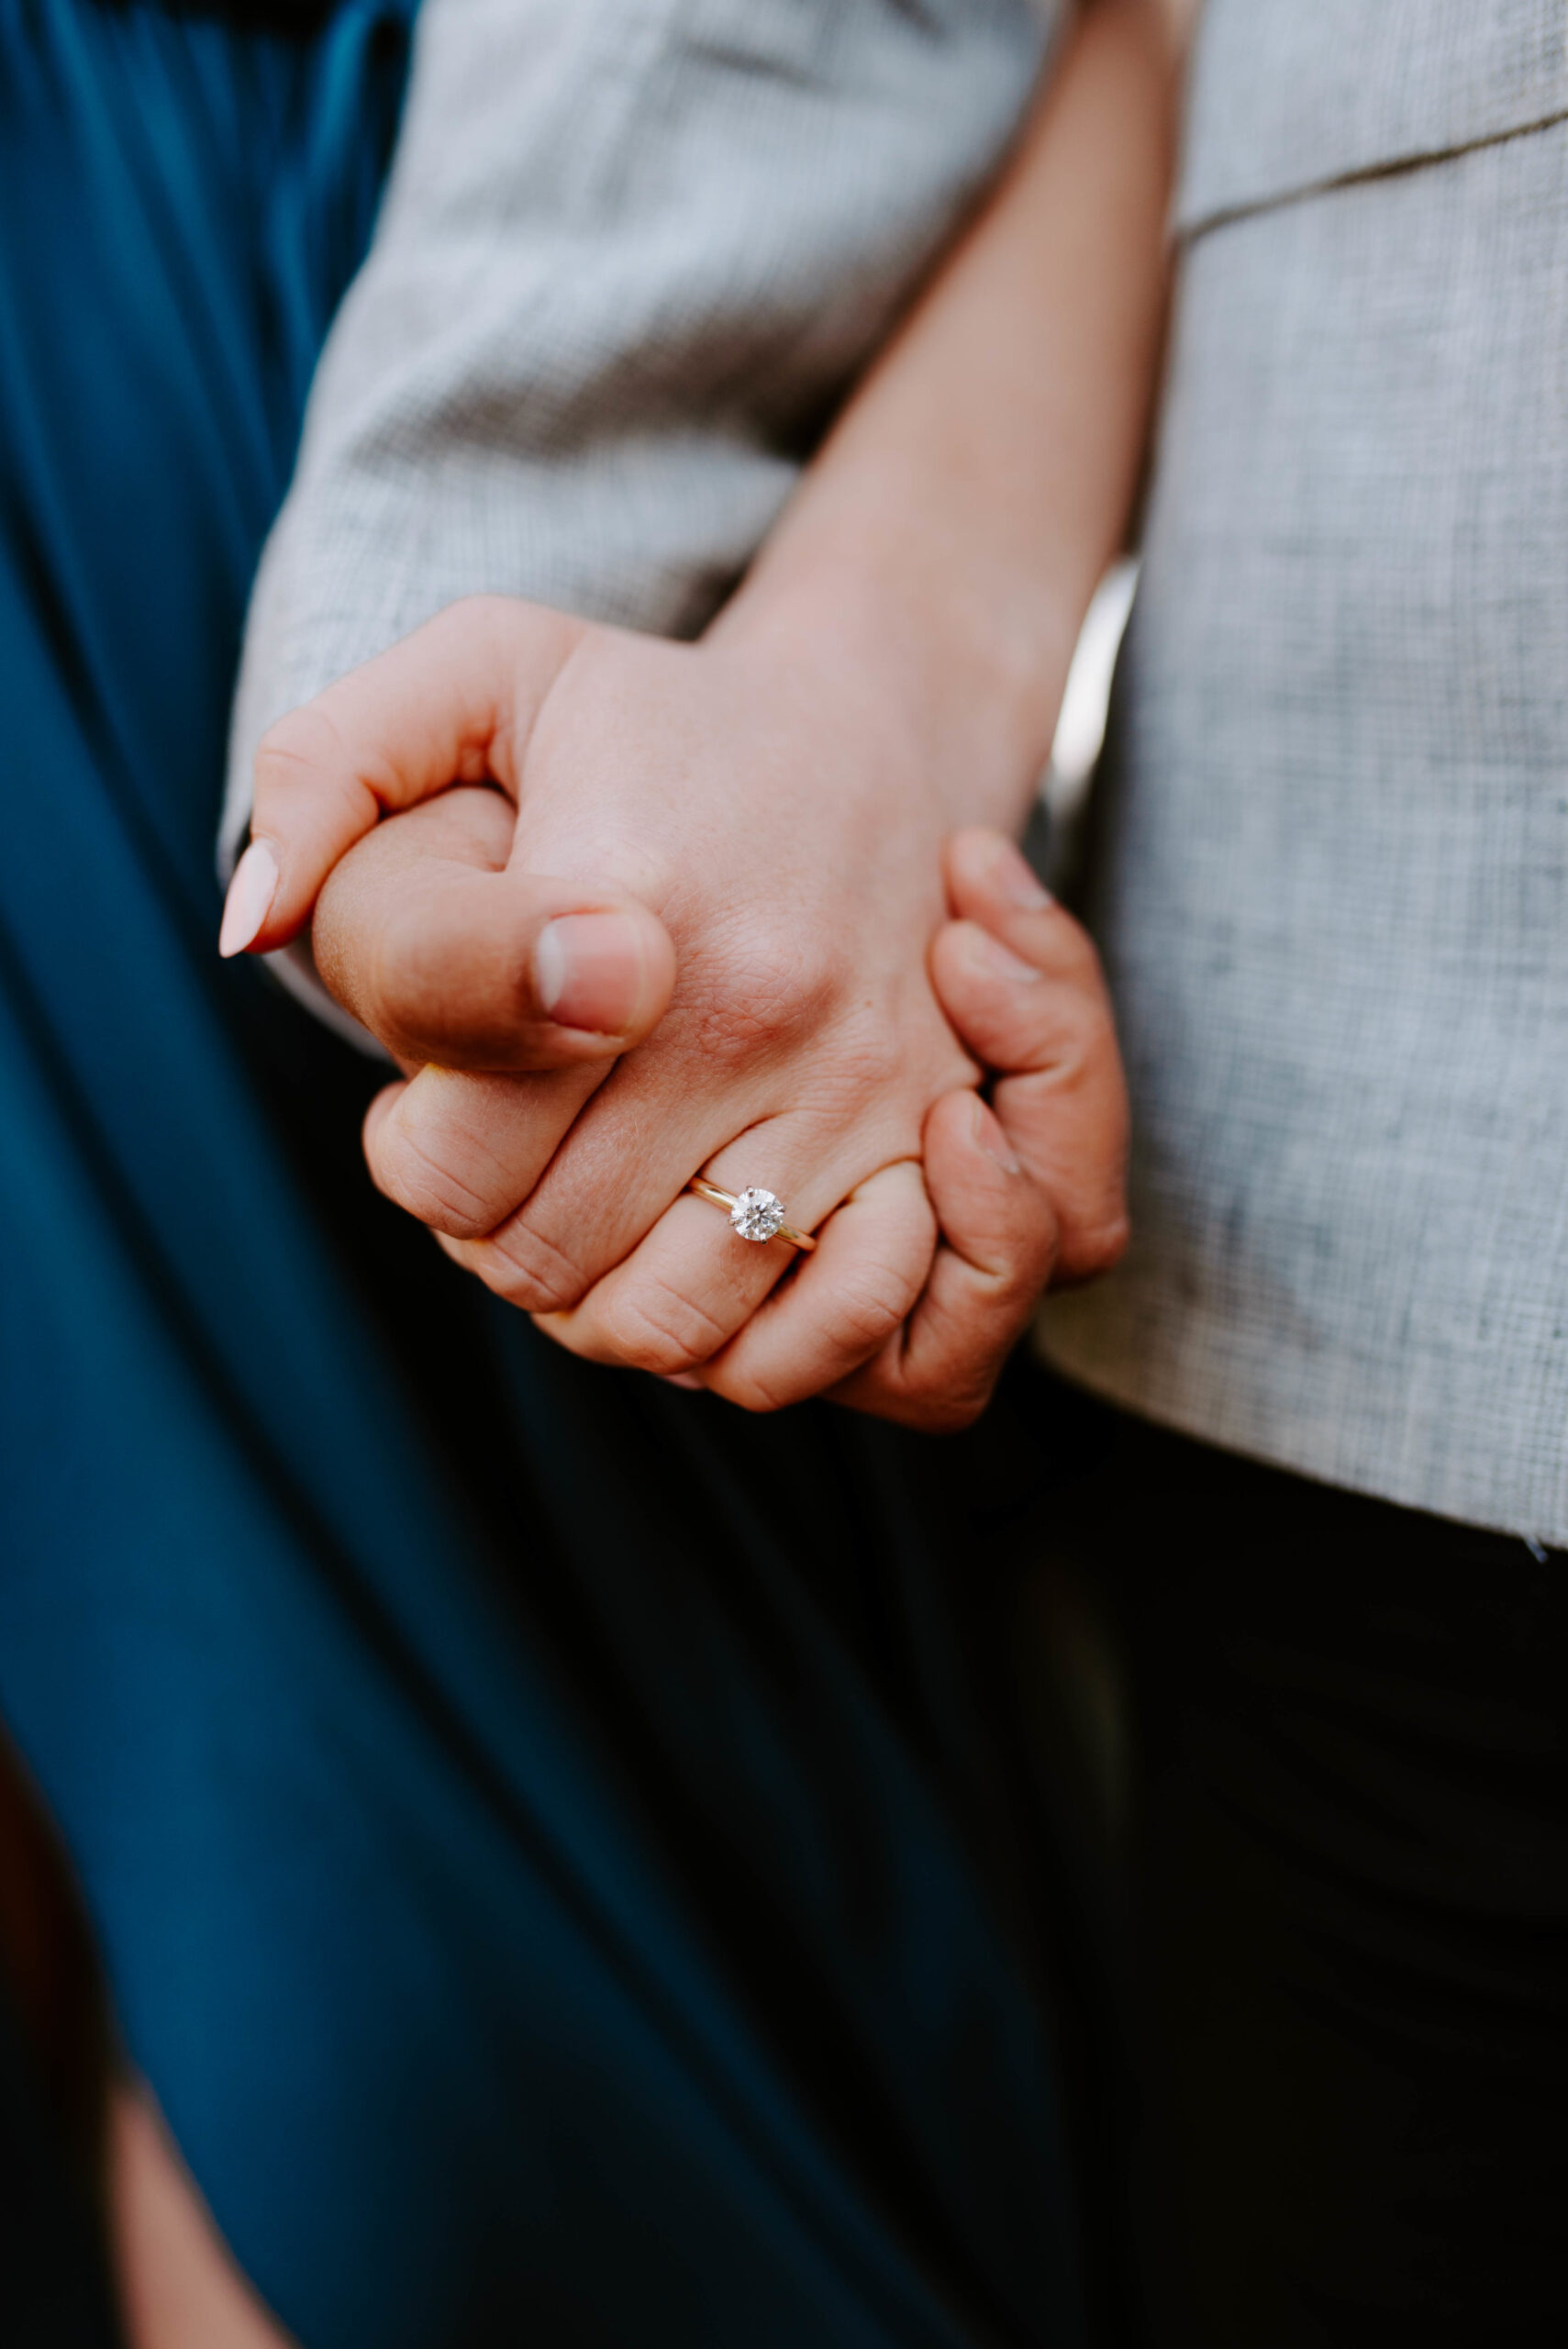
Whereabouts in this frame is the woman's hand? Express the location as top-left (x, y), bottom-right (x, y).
top-left (230, 596), bottom-right (989, 1404)
top-left (532, 819), bottom-right (1129, 1426)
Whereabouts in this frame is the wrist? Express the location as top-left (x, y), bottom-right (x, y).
top-left (711, 526), bottom-right (1073, 840)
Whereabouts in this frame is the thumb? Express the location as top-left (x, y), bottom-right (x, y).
top-left (219, 596), bottom-right (586, 957)
top-left (309, 786), bottom-right (675, 1072)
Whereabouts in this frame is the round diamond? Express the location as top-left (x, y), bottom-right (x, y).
top-left (729, 1186), bottom-right (785, 1243)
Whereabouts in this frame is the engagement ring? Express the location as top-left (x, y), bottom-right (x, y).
top-left (687, 1179), bottom-right (817, 1252)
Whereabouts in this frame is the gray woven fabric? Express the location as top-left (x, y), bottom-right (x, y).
top-left (1176, 0), bottom-right (1568, 233)
top-left (223, 0), bottom-right (1051, 871)
top-left (1040, 28), bottom-right (1568, 1543)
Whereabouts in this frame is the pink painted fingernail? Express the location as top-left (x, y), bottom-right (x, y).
top-left (990, 837), bottom-right (1053, 909)
top-left (535, 912), bottom-right (647, 1033)
top-left (218, 840), bottom-right (280, 957)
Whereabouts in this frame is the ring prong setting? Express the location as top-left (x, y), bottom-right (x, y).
top-left (686, 1175), bottom-right (817, 1251)
top-left (729, 1186), bottom-right (786, 1243)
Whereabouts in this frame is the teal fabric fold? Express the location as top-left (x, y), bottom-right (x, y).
top-left (0, 6), bottom-right (1082, 2342)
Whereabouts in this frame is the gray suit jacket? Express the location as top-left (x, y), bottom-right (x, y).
top-left (230, 0), bottom-right (1568, 1542)
top-left (1039, 0), bottom-right (1568, 1543)
top-left (224, 0), bottom-right (1051, 1036)
top-left (224, 0), bottom-right (1051, 869)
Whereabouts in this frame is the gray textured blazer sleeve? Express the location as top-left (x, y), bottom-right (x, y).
top-left (1039, 0), bottom-right (1568, 1543)
top-left (222, 0), bottom-right (1053, 930)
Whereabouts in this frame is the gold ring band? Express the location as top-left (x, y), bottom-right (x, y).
top-left (687, 1178), bottom-right (817, 1252)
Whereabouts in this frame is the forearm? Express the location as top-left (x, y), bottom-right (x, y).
top-left (719, 0), bottom-right (1181, 830)
top-left (223, 0), bottom-right (1053, 851)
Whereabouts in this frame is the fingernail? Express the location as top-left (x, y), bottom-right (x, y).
top-left (970, 1092), bottom-right (1021, 1175)
top-left (990, 837), bottom-right (1053, 909)
top-left (963, 924), bottom-right (1042, 985)
top-left (218, 840), bottom-right (280, 957)
top-left (659, 1372), bottom-right (704, 1391)
top-left (534, 912), bottom-right (647, 1033)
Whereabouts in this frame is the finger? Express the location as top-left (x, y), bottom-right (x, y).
top-left (943, 825), bottom-right (1056, 925)
top-left (929, 915), bottom-right (1110, 1083)
top-left (220, 596), bottom-right (586, 954)
top-left (362, 1063), bottom-right (606, 1241)
top-left (942, 827), bottom-right (1109, 1016)
top-left (431, 1004), bottom-right (790, 1316)
top-left (831, 1091), bottom-right (1059, 1431)
top-left (695, 1158), bottom-right (939, 1410)
top-left (525, 1193), bottom-right (790, 1375)
top-left (479, 952), bottom-right (969, 1322)
top-left (989, 1057), bottom-right (1129, 1284)
top-left (932, 914), bottom-right (1128, 1280)
top-left (930, 841), bottom-right (1129, 1283)
top-left (312, 788), bottom-right (676, 1069)
top-left (464, 1104), bottom-right (840, 1341)
top-left (539, 1138), bottom-right (929, 1387)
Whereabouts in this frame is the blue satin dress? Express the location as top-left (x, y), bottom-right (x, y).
top-left (0, 5), bottom-right (1084, 2342)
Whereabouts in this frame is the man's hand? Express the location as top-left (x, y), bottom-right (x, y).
top-left (828, 827), bottom-right (1129, 1429)
top-left (628, 822), bottom-right (1130, 1429)
top-left (220, 602), bottom-right (678, 1074)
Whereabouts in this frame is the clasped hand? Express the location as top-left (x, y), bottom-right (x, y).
top-left (223, 596), bottom-right (1128, 1428)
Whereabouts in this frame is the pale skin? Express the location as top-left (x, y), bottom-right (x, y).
top-left (117, 2), bottom-right (1186, 2336)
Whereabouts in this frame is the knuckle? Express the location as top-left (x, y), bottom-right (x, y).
top-left (1033, 994), bottom-right (1106, 1076)
top-left (254, 703), bottom-right (374, 836)
top-left (828, 1257), bottom-right (923, 1356)
top-left (995, 1183), bottom-right (1064, 1289)
top-left (596, 1277), bottom-right (732, 1376)
top-left (254, 700), bottom-right (356, 793)
top-left (847, 1357), bottom-right (994, 1435)
top-left (828, 1013), bottom-right (905, 1101)
top-left (1042, 908), bottom-right (1105, 987)
top-left (484, 1217), bottom-right (594, 1313)
top-left (917, 1386), bottom-right (992, 1434)
top-left (371, 1121), bottom-right (505, 1239)
top-left (1010, 1000), bottom-right (1124, 1105)
top-left (1058, 1207), bottom-right (1131, 1284)
top-left (254, 701), bottom-right (339, 783)
top-left (709, 1358), bottom-right (794, 1416)
top-left (904, 1326), bottom-right (1009, 1429)
top-left (372, 901), bottom-right (515, 1052)
top-left (685, 926), bottom-right (835, 1065)
top-left (1008, 904), bottom-right (1105, 996)
top-left (970, 1245), bottom-right (1046, 1321)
